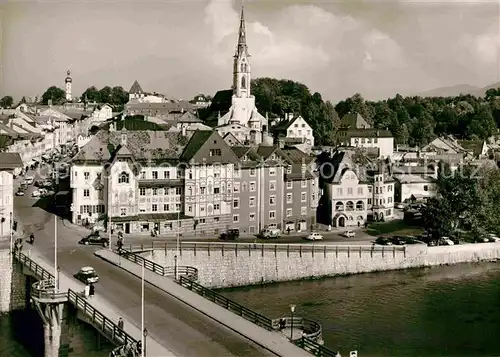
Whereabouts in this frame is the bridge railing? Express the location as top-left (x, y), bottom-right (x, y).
top-left (126, 241), bottom-right (406, 257)
top-left (13, 250), bottom-right (53, 282)
top-left (295, 336), bottom-right (339, 357)
top-left (178, 275), bottom-right (273, 330)
top-left (119, 250), bottom-right (198, 280)
top-left (68, 290), bottom-right (136, 347)
top-left (31, 279), bottom-right (68, 302)
top-left (273, 316), bottom-right (323, 342)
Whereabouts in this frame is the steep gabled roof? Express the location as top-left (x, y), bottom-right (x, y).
top-left (129, 80), bottom-right (143, 94)
top-left (340, 113), bottom-right (371, 129)
top-left (180, 131), bottom-right (214, 162)
top-left (0, 152), bottom-right (23, 169)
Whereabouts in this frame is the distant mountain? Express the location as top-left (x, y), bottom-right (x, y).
top-left (416, 84), bottom-right (482, 98)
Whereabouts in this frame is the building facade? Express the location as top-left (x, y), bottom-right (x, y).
top-left (0, 153), bottom-right (23, 239)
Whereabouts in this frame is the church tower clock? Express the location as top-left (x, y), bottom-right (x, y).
top-left (233, 6), bottom-right (251, 99)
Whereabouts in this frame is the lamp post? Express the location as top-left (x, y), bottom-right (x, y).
top-left (174, 255), bottom-right (178, 280)
top-left (57, 266), bottom-right (60, 290)
top-left (9, 212), bottom-right (13, 262)
top-left (54, 215), bottom-right (58, 292)
top-left (143, 328), bottom-right (148, 357)
top-left (290, 304), bottom-right (296, 341)
top-left (141, 260), bottom-right (145, 357)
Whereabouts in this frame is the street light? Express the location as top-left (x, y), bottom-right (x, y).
top-left (143, 328), bottom-right (148, 357)
top-left (141, 261), bottom-right (145, 357)
top-left (54, 215), bottom-right (58, 292)
top-left (290, 304), bottom-right (296, 341)
top-left (57, 266), bottom-right (61, 290)
top-left (174, 255), bottom-right (178, 280)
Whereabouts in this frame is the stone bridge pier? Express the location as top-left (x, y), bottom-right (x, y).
top-left (30, 279), bottom-right (68, 357)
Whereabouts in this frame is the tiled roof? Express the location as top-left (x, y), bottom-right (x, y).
top-left (73, 130), bottom-right (189, 164)
top-left (178, 112), bottom-right (202, 123)
top-left (394, 174), bottom-right (434, 184)
top-left (340, 113), bottom-right (371, 129)
top-left (179, 131), bottom-right (214, 162)
top-left (340, 128), bottom-right (392, 138)
top-left (0, 152), bottom-right (23, 169)
top-left (129, 80), bottom-right (143, 94)
top-left (126, 101), bottom-right (194, 112)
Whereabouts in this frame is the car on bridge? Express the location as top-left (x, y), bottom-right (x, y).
top-left (305, 232), bottom-right (323, 241)
top-left (75, 266), bottom-right (99, 284)
top-left (79, 232), bottom-right (109, 247)
top-left (219, 229), bottom-right (240, 240)
top-left (343, 230), bottom-right (356, 238)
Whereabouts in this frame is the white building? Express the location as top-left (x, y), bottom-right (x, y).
top-left (128, 80), bottom-right (167, 103)
top-left (90, 104), bottom-right (113, 125)
top-left (38, 108), bottom-right (74, 146)
top-left (0, 153), bottom-right (23, 239)
top-left (393, 165), bottom-right (438, 203)
top-left (322, 149), bottom-right (395, 227)
top-left (215, 6), bottom-right (271, 145)
top-left (337, 128), bottom-right (394, 159)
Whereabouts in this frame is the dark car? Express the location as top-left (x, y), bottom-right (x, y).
top-left (79, 232), bottom-right (109, 247)
top-left (390, 236), bottom-right (406, 245)
top-left (375, 237), bottom-right (392, 246)
top-left (220, 229), bottom-right (240, 240)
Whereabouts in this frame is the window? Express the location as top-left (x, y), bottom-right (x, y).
top-left (249, 213), bottom-right (256, 221)
top-left (188, 205), bottom-right (192, 212)
top-left (233, 214), bottom-right (239, 223)
top-left (269, 195), bottom-right (276, 205)
top-left (188, 172), bottom-right (193, 179)
top-left (120, 208), bottom-right (126, 216)
top-left (97, 189), bottom-right (103, 200)
top-left (96, 173), bottom-right (101, 181)
top-left (301, 192), bottom-right (306, 202)
top-left (176, 169), bottom-right (183, 179)
top-left (269, 167), bottom-right (276, 176)
top-left (250, 168), bottom-right (256, 177)
top-left (424, 185), bottom-right (428, 191)
top-left (152, 188), bottom-right (158, 196)
top-left (200, 187), bottom-right (206, 194)
top-left (233, 199), bottom-right (239, 209)
top-left (250, 182), bottom-right (256, 192)
top-left (348, 187), bottom-right (353, 195)
top-left (140, 171), bottom-right (146, 179)
top-left (357, 187), bottom-right (363, 195)
top-left (176, 203), bottom-right (181, 211)
top-left (249, 197), bottom-right (255, 207)
top-left (336, 188), bottom-right (343, 195)
top-left (209, 149), bottom-right (221, 157)
top-left (286, 208), bottom-right (292, 217)
top-left (164, 171), bottom-right (170, 179)
top-left (214, 217), bottom-right (220, 222)
top-left (234, 182), bottom-right (240, 193)
top-left (301, 180), bottom-right (307, 188)
top-left (118, 172), bottom-right (129, 184)
top-left (367, 198), bottom-right (372, 205)
top-left (199, 219), bottom-right (206, 224)
top-left (269, 211), bottom-right (276, 219)
top-left (152, 171), bottom-right (158, 179)
top-left (301, 207), bottom-right (307, 215)
top-left (83, 189), bottom-right (90, 197)
top-left (152, 204), bottom-right (158, 212)
top-left (176, 187), bottom-right (182, 195)
top-left (286, 193), bottom-right (292, 203)
top-left (368, 186), bottom-right (373, 193)
top-left (140, 188), bottom-right (146, 196)
top-left (286, 166), bottom-right (292, 174)
top-left (164, 204), bottom-right (170, 211)
top-left (84, 172), bottom-right (90, 181)
top-left (287, 181), bottom-right (293, 189)
top-left (269, 181), bottom-right (276, 191)
top-left (214, 187), bottom-right (220, 194)
top-left (388, 185), bottom-right (392, 192)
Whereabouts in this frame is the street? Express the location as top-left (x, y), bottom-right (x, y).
top-left (13, 174), bottom-right (275, 357)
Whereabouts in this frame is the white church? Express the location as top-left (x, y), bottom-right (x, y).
top-left (215, 7), bottom-right (272, 146)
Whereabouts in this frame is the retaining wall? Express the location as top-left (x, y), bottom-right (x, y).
top-left (0, 248), bottom-right (27, 313)
top-left (142, 242), bottom-right (500, 288)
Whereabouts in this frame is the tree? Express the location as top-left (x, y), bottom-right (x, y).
top-left (99, 86), bottom-right (112, 104)
top-left (81, 86), bottom-right (100, 103)
top-left (110, 86), bottom-right (129, 106)
top-left (0, 95), bottom-right (13, 108)
top-left (41, 86), bottom-right (65, 105)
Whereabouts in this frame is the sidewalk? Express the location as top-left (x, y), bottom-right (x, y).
top-left (22, 248), bottom-right (177, 357)
top-left (95, 249), bottom-right (312, 357)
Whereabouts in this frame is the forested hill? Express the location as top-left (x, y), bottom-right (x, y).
top-left (201, 78), bottom-right (500, 147)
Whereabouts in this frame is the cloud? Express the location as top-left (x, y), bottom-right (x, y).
top-left (362, 30), bottom-right (406, 71)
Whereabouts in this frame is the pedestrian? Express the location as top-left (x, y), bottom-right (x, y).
top-left (84, 284), bottom-right (90, 298)
top-left (357, 221), bottom-right (360, 228)
top-left (118, 317), bottom-right (124, 330)
top-left (287, 227), bottom-right (291, 235)
top-left (89, 283), bottom-right (95, 297)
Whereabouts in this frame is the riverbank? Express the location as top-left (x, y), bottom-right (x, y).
top-left (141, 242), bottom-right (500, 288)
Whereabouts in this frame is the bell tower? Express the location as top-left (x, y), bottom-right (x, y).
top-left (65, 70), bottom-right (72, 101)
top-left (233, 5), bottom-right (251, 98)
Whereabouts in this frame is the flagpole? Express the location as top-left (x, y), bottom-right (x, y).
top-left (54, 215), bottom-right (58, 291)
top-left (176, 210), bottom-right (180, 279)
top-left (9, 212), bottom-right (13, 264)
top-left (141, 260), bottom-right (145, 357)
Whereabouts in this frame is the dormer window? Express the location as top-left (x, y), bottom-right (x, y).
top-left (271, 154), bottom-right (277, 160)
top-left (118, 172), bottom-right (130, 184)
top-left (286, 166), bottom-right (292, 174)
top-left (242, 155), bottom-right (248, 161)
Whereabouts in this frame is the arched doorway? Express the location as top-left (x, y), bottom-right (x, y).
top-left (338, 216), bottom-right (346, 227)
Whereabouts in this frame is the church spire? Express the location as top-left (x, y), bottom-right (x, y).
top-left (235, 5), bottom-right (249, 58)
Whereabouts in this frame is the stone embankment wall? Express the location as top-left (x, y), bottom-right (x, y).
top-left (143, 243), bottom-right (500, 288)
top-left (0, 248), bottom-right (27, 313)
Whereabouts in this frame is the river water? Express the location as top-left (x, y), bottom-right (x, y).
top-left (220, 262), bottom-right (500, 357)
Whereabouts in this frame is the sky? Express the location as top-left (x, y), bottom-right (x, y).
top-left (0, 0), bottom-right (499, 103)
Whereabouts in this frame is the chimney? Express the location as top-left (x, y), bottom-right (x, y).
top-left (181, 125), bottom-right (187, 137)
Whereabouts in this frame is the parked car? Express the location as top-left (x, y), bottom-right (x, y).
top-left (343, 230), bottom-right (356, 238)
top-left (75, 266), bottom-right (99, 284)
top-left (16, 190), bottom-right (25, 196)
top-left (488, 233), bottom-right (500, 242)
top-left (439, 237), bottom-right (454, 246)
top-left (24, 176), bottom-right (34, 185)
top-left (305, 232), bottom-right (323, 241)
top-left (31, 190), bottom-right (40, 198)
top-left (79, 232), bottom-right (109, 247)
top-left (394, 202), bottom-right (405, 209)
top-left (260, 228), bottom-right (281, 239)
top-left (219, 229), bottom-right (240, 240)
top-left (390, 236), bottom-right (406, 245)
top-left (375, 237), bottom-right (392, 245)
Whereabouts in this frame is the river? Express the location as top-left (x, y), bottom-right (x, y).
top-left (220, 262), bottom-right (500, 357)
